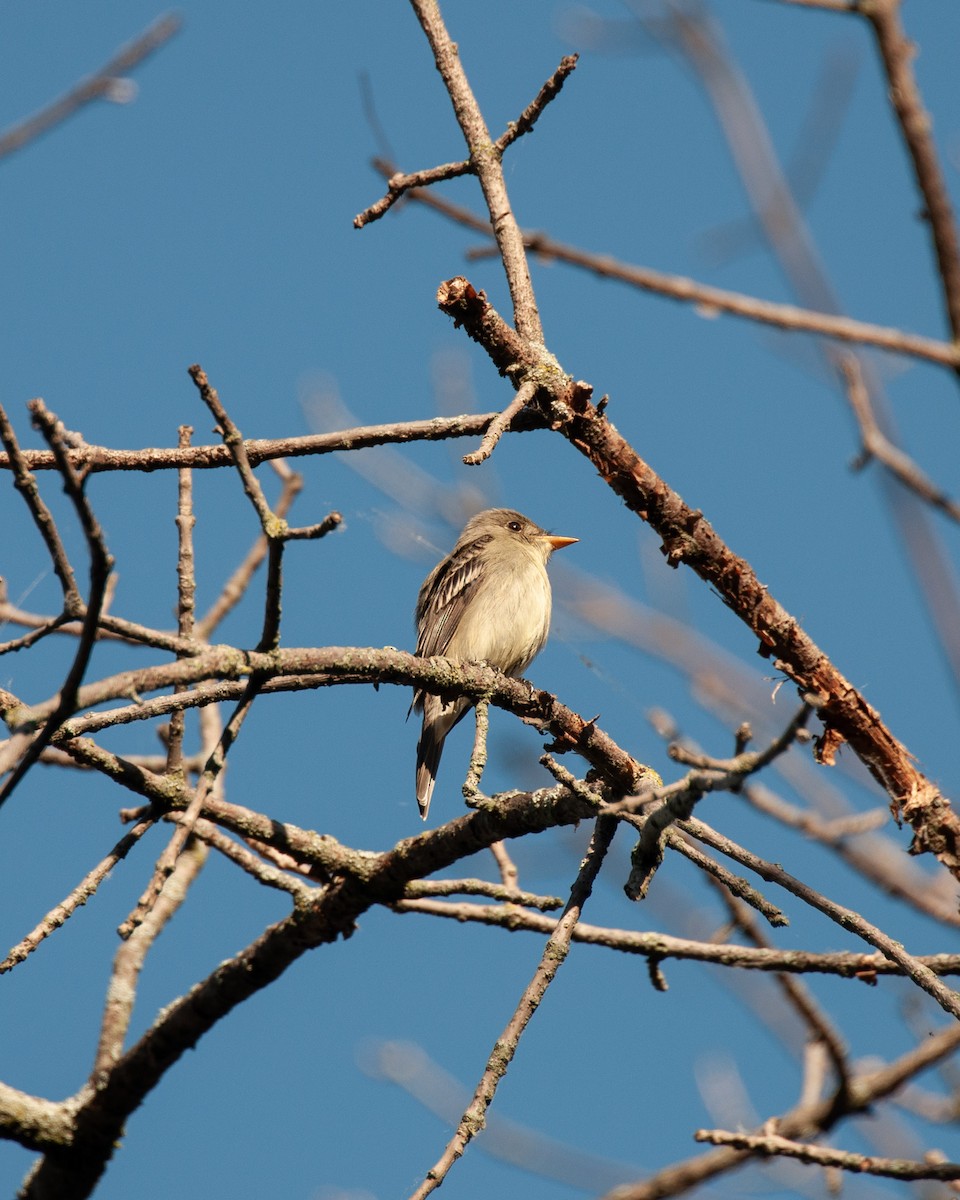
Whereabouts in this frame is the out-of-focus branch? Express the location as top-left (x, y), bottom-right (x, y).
top-left (597, 1022), bottom-right (960, 1200)
top-left (369, 157), bottom-right (960, 370)
top-left (0, 14), bottom-right (182, 161)
top-left (840, 353), bottom-right (960, 522)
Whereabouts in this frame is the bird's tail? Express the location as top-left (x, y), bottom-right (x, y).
top-left (415, 696), bottom-right (468, 821)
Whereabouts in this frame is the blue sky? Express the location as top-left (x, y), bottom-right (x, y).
top-left (2, 3), bottom-right (960, 1198)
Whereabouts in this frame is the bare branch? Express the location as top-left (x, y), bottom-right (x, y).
top-left (413, 816), bottom-right (617, 1197)
top-left (0, 817), bottom-right (153, 974)
top-left (0, 404), bottom-right (82, 612)
top-left (409, 0), bottom-right (542, 341)
top-left (865, 0), bottom-right (960, 342)
top-left (354, 54), bottom-right (577, 230)
top-left (0, 409), bottom-right (546, 476)
top-left (435, 275), bottom-right (960, 876)
top-left (0, 404), bottom-right (115, 810)
top-left (493, 55), bottom-right (579, 154)
top-left (395, 898), bottom-right (960, 978)
top-left (695, 1128), bottom-right (960, 1181)
top-left (462, 379), bottom-right (536, 465)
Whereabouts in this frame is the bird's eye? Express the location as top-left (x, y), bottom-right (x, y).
top-left (507, 520), bottom-right (522, 532)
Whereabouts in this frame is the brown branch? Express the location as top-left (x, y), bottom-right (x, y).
top-left (0, 404), bottom-right (115, 810)
top-left (598, 1022), bottom-right (960, 1200)
top-left (695, 1128), bottom-right (960, 1181)
top-left (0, 405), bottom-right (82, 612)
top-left (354, 55), bottom-right (577, 230)
top-left (0, 817), bottom-right (153, 974)
top-left (188, 364), bottom-right (342, 650)
top-left (0, 409), bottom-right (545, 476)
top-left (462, 379), bottom-right (536, 465)
top-left (493, 55), bottom-right (579, 153)
top-left (189, 365), bottom-right (276, 530)
top-left (92, 838), bottom-right (207, 1085)
top-left (681, 814), bottom-right (960, 1018)
top-left (403, 876), bottom-right (560, 908)
top-left (0, 14), bottom-right (182, 160)
top-left (195, 459), bottom-right (302, 639)
top-left (166, 424), bottom-right (196, 775)
top-left (664, 829), bottom-right (788, 926)
top-left (118, 680), bottom-right (260, 938)
top-left (187, 816), bottom-right (316, 899)
top-left (435, 275), bottom-right (960, 875)
top-left (620, 706), bottom-right (811, 896)
top-left (413, 816), bottom-right (617, 1197)
top-left (0, 1082), bottom-right (76, 1153)
top-left (395, 898), bottom-right (960, 978)
top-left (354, 158), bottom-right (475, 228)
top-left (408, 0), bottom-right (542, 341)
top-left (865, 0), bottom-right (960, 343)
top-left (30, 645), bottom-right (647, 797)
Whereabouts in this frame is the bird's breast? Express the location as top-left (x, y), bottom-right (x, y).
top-left (447, 558), bottom-right (551, 676)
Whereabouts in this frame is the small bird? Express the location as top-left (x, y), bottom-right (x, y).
top-left (412, 508), bottom-right (578, 820)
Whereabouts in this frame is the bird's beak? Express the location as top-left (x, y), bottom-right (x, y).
top-left (544, 535), bottom-right (578, 551)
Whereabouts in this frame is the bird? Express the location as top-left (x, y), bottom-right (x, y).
top-left (411, 508), bottom-right (578, 820)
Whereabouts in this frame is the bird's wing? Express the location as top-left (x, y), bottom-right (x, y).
top-left (415, 535), bottom-right (490, 659)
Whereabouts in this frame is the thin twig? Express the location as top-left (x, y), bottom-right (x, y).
top-left (167, 425), bottom-right (197, 775)
top-left (354, 55), bottom-right (577, 230)
top-left (189, 365), bottom-right (276, 531)
top-left (394, 898), bottom-right (960, 978)
top-left (92, 838), bottom-right (206, 1086)
top-left (0, 403), bottom-right (115, 810)
top-left (619, 707), bottom-right (811, 897)
top-left (695, 1128), bottom-right (960, 1181)
top-left (0, 405), bottom-right (81, 611)
top-left (682, 815), bottom-right (960, 1020)
top-left (408, 0), bottom-right (542, 342)
top-left (195, 461), bottom-right (303, 639)
top-left (118, 680), bottom-right (261, 938)
top-left (0, 817), bottom-right (153, 973)
top-left (462, 379), bottom-right (536, 465)
top-left (865, 0), bottom-right (960, 342)
top-left (493, 55), bottom-right (579, 153)
top-left (665, 828), bottom-right (788, 926)
top-left (412, 816), bottom-right (617, 1198)
top-left (462, 698), bottom-right (490, 802)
